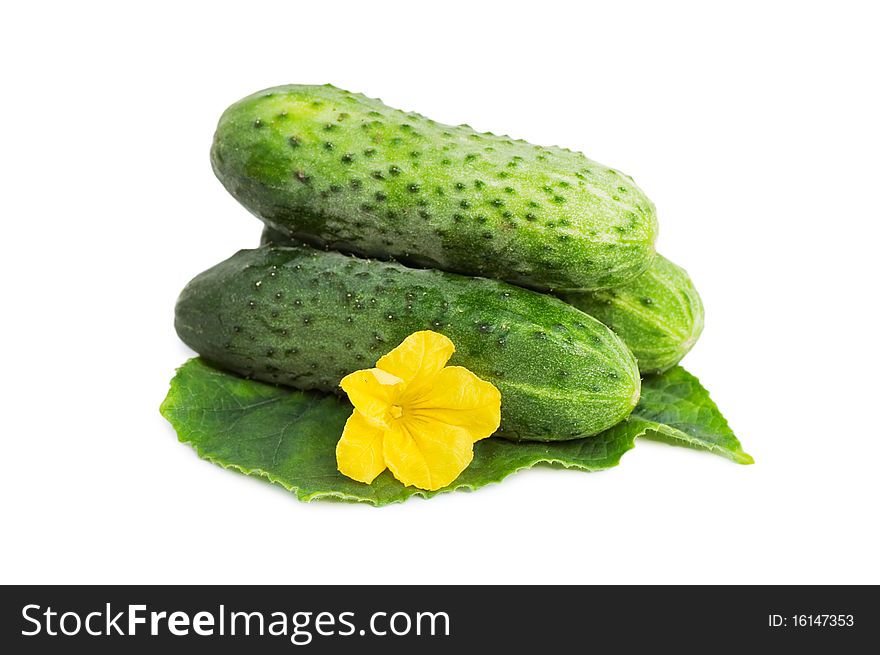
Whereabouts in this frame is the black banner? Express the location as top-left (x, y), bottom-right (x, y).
top-left (1, 585), bottom-right (875, 652)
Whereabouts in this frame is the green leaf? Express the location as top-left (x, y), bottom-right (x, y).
top-left (160, 359), bottom-right (750, 506)
top-left (160, 359), bottom-right (640, 505)
top-left (635, 367), bottom-right (753, 464)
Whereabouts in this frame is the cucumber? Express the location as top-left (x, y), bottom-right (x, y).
top-left (212, 84), bottom-right (657, 292)
top-left (259, 225), bottom-right (289, 247)
top-left (559, 255), bottom-right (704, 373)
top-left (175, 245), bottom-right (641, 441)
top-left (262, 226), bottom-right (703, 374)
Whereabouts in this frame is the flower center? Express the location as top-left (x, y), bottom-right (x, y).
top-left (390, 405), bottom-right (404, 419)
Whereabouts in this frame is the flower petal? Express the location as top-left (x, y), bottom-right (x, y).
top-left (339, 368), bottom-right (403, 428)
top-left (383, 417), bottom-right (474, 491)
top-left (408, 366), bottom-right (501, 441)
top-left (336, 410), bottom-right (387, 484)
top-left (376, 330), bottom-right (455, 395)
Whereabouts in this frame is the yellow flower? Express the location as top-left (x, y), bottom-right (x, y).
top-left (336, 330), bottom-right (501, 491)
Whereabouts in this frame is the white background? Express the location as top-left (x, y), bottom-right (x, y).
top-left (2, 1), bottom-right (878, 585)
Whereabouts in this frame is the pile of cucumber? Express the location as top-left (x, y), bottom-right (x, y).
top-left (175, 85), bottom-right (704, 444)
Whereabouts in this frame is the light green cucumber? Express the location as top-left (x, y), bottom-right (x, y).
top-left (212, 84), bottom-right (657, 292)
top-left (559, 255), bottom-right (704, 373)
top-left (262, 227), bottom-right (703, 374)
top-left (174, 245), bottom-right (641, 441)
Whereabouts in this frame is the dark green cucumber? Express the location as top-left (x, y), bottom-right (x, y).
top-left (175, 245), bottom-right (641, 441)
top-left (259, 225), bottom-right (289, 247)
top-left (212, 84), bottom-right (657, 292)
top-left (560, 255), bottom-right (704, 373)
top-left (262, 227), bottom-right (703, 374)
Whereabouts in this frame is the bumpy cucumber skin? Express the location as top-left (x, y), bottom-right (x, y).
top-left (559, 256), bottom-right (704, 373)
top-left (175, 246), bottom-right (641, 441)
top-left (212, 84), bottom-right (657, 292)
top-left (262, 227), bottom-right (703, 374)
